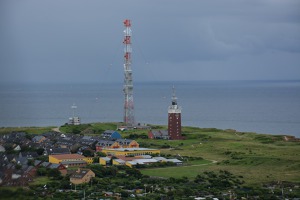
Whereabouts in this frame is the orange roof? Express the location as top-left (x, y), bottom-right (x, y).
top-left (50, 154), bottom-right (85, 160)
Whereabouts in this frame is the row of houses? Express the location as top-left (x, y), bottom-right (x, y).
top-left (0, 130), bottom-right (123, 153)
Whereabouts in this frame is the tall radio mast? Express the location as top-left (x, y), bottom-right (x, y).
top-left (123, 19), bottom-right (135, 126)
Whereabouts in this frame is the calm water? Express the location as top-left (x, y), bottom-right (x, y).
top-left (0, 80), bottom-right (299, 137)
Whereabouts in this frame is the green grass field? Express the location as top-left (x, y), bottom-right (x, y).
top-left (29, 177), bottom-right (52, 186)
top-left (0, 126), bottom-right (55, 135)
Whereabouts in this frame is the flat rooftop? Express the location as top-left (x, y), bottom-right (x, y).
top-left (103, 148), bottom-right (158, 152)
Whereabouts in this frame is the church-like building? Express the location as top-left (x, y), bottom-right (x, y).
top-left (168, 87), bottom-right (183, 140)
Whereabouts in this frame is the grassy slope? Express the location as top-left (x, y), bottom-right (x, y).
top-left (137, 126), bottom-right (300, 186)
top-left (0, 126), bottom-right (55, 135)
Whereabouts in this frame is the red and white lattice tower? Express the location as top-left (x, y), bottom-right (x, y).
top-left (123, 19), bottom-right (135, 126)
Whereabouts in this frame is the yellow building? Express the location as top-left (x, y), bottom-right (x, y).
top-left (99, 157), bottom-right (111, 166)
top-left (49, 154), bottom-right (93, 167)
top-left (101, 148), bottom-right (160, 157)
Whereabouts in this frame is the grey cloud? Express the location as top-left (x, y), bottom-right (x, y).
top-left (0, 0), bottom-right (299, 83)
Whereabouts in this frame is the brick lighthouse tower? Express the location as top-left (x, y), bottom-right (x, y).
top-left (168, 87), bottom-right (183, 140)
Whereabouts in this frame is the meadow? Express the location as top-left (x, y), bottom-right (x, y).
top-left (122, 125), bottom-right (300, 186)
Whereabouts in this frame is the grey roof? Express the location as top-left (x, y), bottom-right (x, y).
top-left (24, 166), bottom-right (35, 173)
top-left (153, 157), bottom-right (168, 161)
top-left (45, 147), bottom-right (70, 155)
top-left (116, 139), bottom-right (133, 145)
top-left (48, 163), bottom-right (60, 169)
top-left (15, 157), bottom-right (28, 165)
top-left (70, 169), bottom-right (93, 179)
top-left (0, 145), bottom-right (5, 152)
top-left (97, 140), bottom-right (115, 146)
top-left (103, 130), bottom-right (115, 134)
top-left (34, 160), bottom-right (43, 166)
top-left (166, 159), bottom-right (182, 163)
top-left (82, 136), bottom-right (92, 140)
top-left (100, 157), bottom-right (111, 161)
top-left (20, 152), bottom-right (39, 158)
top-left (32, 135), bottom-right (45, 143)
top-left (41, 162), bottom-right (51, 167)
top-left (113, 159), bottom-right (125, 164)
top-left (150, 130), bottom-right (169, 139)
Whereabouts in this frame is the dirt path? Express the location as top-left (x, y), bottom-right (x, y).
top-left (52, 127), bottom-right (61, 133)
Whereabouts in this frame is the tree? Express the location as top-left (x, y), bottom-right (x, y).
top-left (15, 164), bottom-right (22, 170)
top-left (93, 157), bottom-right (99, 163)
top-left (27, 159), bottom-right (34, 166)
top-left (83, 149), bottom-right (93, 157)
top-left (48, 168), bottom-right (61, 179)
top-left (96, 152), bottom-right (107, 157)
top-left (36, 148), bottom-right (45, 155)
top-left (37, 167), bottom-right (47, 176)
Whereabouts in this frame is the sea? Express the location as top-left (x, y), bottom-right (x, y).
top-left (0, 80), bottom-right (299, 138)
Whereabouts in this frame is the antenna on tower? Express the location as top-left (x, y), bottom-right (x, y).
top-left (123, 19), bottom-right (135, 126)
top-left (71, 103), bottom-right (77, 118)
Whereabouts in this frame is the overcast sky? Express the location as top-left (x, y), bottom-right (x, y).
top-left (1, 0), bottom-right (300, 83)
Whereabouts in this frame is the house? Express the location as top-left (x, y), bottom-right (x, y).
top-left (40, 162), bottom-right (52, 168)
top-left (116, 139), bottom-right (139, 148)
top-left (80, 136), bottom-right (100, 147)
top-left (55, 137), bottom-right (77, 148)
top-left (42, 131), bottom-right (60, 139)
top-left (101, 130), bottom-right (122, 139)
top-left (19, 152), bottom-right (39, 159)
top-left (13, 145), bottom-right (21, 151)
top-left (0, 145), bottom-right (5, 152)
top-left (95, 140), bottom-right (120, 152)
top-left (48, 163), bottom-right (67, 176)
top-left (49, 154), bottom-right (93, 168)
top-left (15, 157), bottom-right (29, 166)
top-left (70, 168), bottom-right (95, 185)
top-left (34, 160), bottom-right (44, 167)
top-left (34, 160), bottom-right (67, 175)
top-left (23, 165), bottom-right (37, 180)
top-left (148, 130), bottom-right (169, 140)
top-left (32, 135), bottom-right (46, 143)
top-left (99, 157), bottom-right (111, 166)
top-left (95, 139), bottom-right (140, 152)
